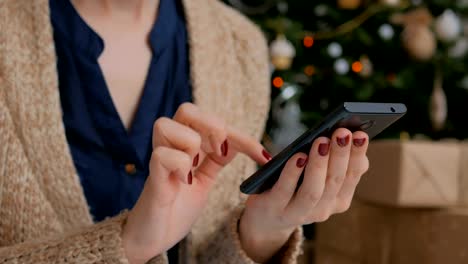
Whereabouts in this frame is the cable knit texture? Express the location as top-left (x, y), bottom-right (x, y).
top-left (0, 0), bottom-right (303, 263)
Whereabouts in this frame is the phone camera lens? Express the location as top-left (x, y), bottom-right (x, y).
top-left (360, 120), bottom-right (374, 130)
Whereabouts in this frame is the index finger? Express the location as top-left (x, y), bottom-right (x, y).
top-left (227, 127), bottom-right (271, 165)
top-left (173, 103), bottom-right (226, 156)
top-left (173, 103), bottom-right (270, 164)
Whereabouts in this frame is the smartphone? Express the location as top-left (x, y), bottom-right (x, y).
top-left (240, 102), bottom-right (407, 194)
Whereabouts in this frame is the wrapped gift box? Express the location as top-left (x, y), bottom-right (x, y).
top-left (360, 204), bottom-right (468, 264)
top-left (316, 199), bottom-right (468, 264)
top-left (315, 202), bottom-right (361, 258)
top-left (356, 139), bottom-right (460, 207)
top-left (458, 141), bottom-right (468, 205)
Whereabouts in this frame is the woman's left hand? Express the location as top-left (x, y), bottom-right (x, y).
top-left (239, 128), bottom-right (369, 262)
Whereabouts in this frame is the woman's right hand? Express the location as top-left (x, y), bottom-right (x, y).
top-left (121, 103), bottom-right (269, 264)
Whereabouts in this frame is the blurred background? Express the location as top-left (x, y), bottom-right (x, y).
top-left (224, 0), bottom-right (468, 263)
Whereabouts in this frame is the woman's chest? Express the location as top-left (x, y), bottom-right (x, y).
top-left (97, 34), bottom-right (153, 129)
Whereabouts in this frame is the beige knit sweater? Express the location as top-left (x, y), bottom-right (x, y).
top-left (0, 0), bottom-right (303, 263)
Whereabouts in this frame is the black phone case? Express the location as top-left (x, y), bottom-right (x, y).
top-left (240, 102), bottom-right (407, 194)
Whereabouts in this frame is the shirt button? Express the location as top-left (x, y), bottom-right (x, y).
top-left (124, 163), bottom-right (137, 175)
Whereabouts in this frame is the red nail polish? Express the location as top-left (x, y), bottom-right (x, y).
top-left (188, 171), bottom-right (193, 185)
top-left (318, 143), bottom-right (330, 156)
top-left (221, 140), bottom-right (228, 156)
top-left (337, 135), bottom-right (350, 147)
top-left (296, 157), bottom-right (308, 168)
top-left (262, 149), bottom-right (272, 160)
top-left (353, 138), bottom-right (366, 147)
top-left (193, 153), bottom-right (199, 167)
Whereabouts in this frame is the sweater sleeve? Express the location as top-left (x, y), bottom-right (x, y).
top-left (0, 97), bottom-right (167, 264)
top-left (198, 206), bottom-right (304, 264)
top-left (0, 211), bottom-right (168, 264)
top-left (0, 213), bottom-right (127, 263)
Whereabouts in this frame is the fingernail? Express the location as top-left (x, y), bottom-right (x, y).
top-left (193, 153), bottom-right (199, 167)
top-left (221, 140), bottom-right (228, 157)
top-left (337, 135), bottom-right (350, 147)
top-left (318, 143), bottom-right (330, 156)
top-left (296, 157), bottom-right (308, 168)
top-left (353, 138), bottom-right (366, 147)
top-left (188, 171), bottom-right (193, 185)
top-left (262, 149), bottom-right (272, 160)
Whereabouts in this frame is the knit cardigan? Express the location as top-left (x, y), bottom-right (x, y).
top-left (0, 0), bottom-right (303, 263)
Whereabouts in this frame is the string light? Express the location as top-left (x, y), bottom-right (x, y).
top-left (304, 65), bottom-right (316, 76)
top-left (351, 61), bottom-right (363, 73)
top-left (303, 36), bottom-right (314, 48)
top-left (272, 77), bottom-right (284, 88)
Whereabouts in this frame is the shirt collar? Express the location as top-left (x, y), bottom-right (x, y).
top-left (49, 0), bottom-right (177, 59)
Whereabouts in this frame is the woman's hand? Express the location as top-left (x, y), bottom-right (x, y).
top-left (122, 103), bottom-right (269, 264)
top-left (239, 128), bottom-right (369, 262)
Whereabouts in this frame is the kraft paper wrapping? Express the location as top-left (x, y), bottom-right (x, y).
top-left (317, 200), bottom-right (468, 264)
top-left (458, 141), bottom-right (468, 205)
top-left (315, 202), bottom-right (361, 258)
top-left (360, 204), bottom-right (468, 264)
top-left (356, 140), bottom-right (460, 207)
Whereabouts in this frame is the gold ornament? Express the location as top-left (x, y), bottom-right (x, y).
top-left (402, 26), bottom-right (437, 61)
top-left (429, 70), bottom-right (447, 131)
top-left (391, 7), bottom-right (436, 61)
top-left (270, 34), bottom-right (296, 70)
top-left (337, 0), bottom-right (361, 10)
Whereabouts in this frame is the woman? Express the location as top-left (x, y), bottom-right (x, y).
top-left (0, 0), bottom-right (369, 263)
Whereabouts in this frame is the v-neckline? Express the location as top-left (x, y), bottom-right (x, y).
top-left (57, 0), bottom-right (180, 164)
top-left (63, 0), bottom-right (171, 135)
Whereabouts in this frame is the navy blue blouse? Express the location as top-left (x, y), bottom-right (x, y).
top-left (49, 0), bottom-right (191, 259)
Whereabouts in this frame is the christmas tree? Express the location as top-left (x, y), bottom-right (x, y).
top-left (224, 0), bottom-right (468, 148)
top-left (224, 0), bottom-right (468, 241)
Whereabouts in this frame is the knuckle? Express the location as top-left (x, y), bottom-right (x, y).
top-left (303, 191), bottom-right (322, 205)
top-left (295, 214), bottom-right (309, 225)
top-left (336, 147), bottom-right (350, 157)
top-left (347, 168), bottom-right (363, 180)
top-left (153, 117), bottom-right (171, 133)
top-left (151, 147), bottom-right (191, 167)
top-left (151, 147), bottom-right (166, 163)
top-left (188, 132), bottom-right (202, 150)
top-left (177, 102), bottom-right (196, 116)
top-left (314, 211), bottom-right (331, 223)
top-left (348, 159), bottom-right (369, 180)
top-left (210, 118), bottom-right (227, 137)
top-left (363, 156), bottom-right (370, 172)
top-left (313, 160), bottom-right (328, 170)
top-left (182, 127), bottom-right (202, 151)
top-left (216, 119), bottom-right (227, 132)
top-left (335, 199), bottom-right (352, 213)
top-left (277, 213), bottom-right (291, 226)
top-left (327, 174), bottom-right (345, 187)
top-left (179, 153), bottom-right (192, 167)
top-left (274, 184), bottom-right (293, 199)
